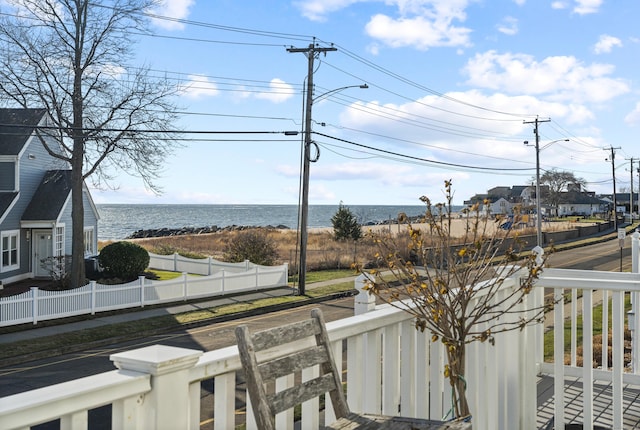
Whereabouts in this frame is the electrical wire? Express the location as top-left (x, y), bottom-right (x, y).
top-left (312, 131), bottom-right (535, 172)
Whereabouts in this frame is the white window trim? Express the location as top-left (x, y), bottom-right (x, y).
top-left (55, 226), bottom-right (64, 257)
top-left (1, 229), bottom-right (20, 272)
top-left (83, 227), bottom-right (95, 257)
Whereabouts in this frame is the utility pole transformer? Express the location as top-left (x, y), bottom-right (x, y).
top-left (287, 42), bottom-right (336, 295)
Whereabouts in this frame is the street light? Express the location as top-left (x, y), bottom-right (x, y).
top-left (298, 83), bottom-right (368, 294)
top-left (524, 138), bottom-right (569, 247)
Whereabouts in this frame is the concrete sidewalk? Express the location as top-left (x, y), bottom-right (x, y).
top-left (0, 275), bottom-right (360, 346)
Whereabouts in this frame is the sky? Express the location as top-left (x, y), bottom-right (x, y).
top-left (25, 1), bottom-right (640, 206)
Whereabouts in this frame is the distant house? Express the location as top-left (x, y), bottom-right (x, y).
top-left (556, 191), bottom-right (607, 216)
top-left (0, 108), bottom-right (99, 285)
top-left (464, 185), bottom-right (532, 215)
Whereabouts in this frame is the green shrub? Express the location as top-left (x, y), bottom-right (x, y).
top-left (332, 202), bottom-right (362, 241)
top-left (98, 241), bottom-right (150, 281)
top-left (223, 230), bottom-right (278, 266)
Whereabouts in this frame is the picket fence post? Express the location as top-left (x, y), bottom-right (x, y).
top-left (221, 269), bottom-right (225, 293)
top-left (173, 252), bottom-right (179, 272)
top-left (183, 272), bottom-right (188, 301)
top-left (90, 281), bottom-right (97, 315)
top-left (139, 276), bottom-right (146, 307)
top-left (31, 287), bottom-right (39, 325)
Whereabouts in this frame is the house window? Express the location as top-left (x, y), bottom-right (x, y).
top-left (84, 228), bottom-right (95, 256)
top-left (0, 162), bottom-right (16, 191)
top-left (55, 227), bottom-right (64, 257)
top-left (1, 230), bottom-right (19, 271)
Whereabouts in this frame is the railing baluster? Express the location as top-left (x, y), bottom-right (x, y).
top-left (612, 290), bottom-right (624, 429)
top-left (554, 286), bottom-right (565, 427)
top-left (213, 373), bottom-right (236, 430)
top-left (583, 289), bottom-right (594, 429)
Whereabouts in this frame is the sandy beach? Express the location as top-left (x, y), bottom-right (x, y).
top-left (310, 217), bottom-right (596, 238)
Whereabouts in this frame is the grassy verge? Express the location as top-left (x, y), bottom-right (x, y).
top-left (0, 280), bottom-right (356, 363)
top-left (544, 292), bottom-right (632, 362)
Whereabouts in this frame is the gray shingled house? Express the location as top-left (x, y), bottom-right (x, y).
top-left (0, 108), bottom-right (99, 285)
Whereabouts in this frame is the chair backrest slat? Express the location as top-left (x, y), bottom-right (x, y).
top-left (235, 308), bottom-right (351, 430)
top-left (251, 318), bottom-right (318, 351)
top-left (268, 374), bottom-right (337, 414)
top-left (258, 345), bottom-right (329, 380)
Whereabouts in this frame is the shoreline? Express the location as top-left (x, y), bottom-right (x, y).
top-left (119, 217), bottom-right (598, 241)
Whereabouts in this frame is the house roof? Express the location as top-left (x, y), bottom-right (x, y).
top-left (22, 170), bottom-right (72, 222)
top-left (0, 108), bottom-right (47, 156)
top-left (558, 191), bottom-right (604, 205)
top-left (0, 192), bottom-right (18, 219)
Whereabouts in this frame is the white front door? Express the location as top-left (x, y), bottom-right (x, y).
top-left (34, 230), bottom-right (53, 278)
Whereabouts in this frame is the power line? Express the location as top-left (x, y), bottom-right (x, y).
top-left (312, 131), bottom-right (535, 173)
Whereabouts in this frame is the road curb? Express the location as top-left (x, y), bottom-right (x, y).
top-left (0, 290), bottom-right (357, 368)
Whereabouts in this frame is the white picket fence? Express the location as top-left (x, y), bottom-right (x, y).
top-left (148, 252), bottom-right (261, 275)
top-left (0, 254), bottom-right (288, 327)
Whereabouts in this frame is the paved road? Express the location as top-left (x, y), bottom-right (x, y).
top-left (546, 235), bottom-right (633, 272)
top-left (0, 235), bottom-right (635, 429)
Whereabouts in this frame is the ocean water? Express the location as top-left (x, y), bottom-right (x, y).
top-left (96, 204), bottom-right (454, 241)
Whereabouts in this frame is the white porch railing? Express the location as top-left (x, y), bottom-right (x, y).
top-left (535, 231), bottom-right (640, 430)
top-left (0, 268), bottom-right (540, 430)
top-left (0, 262), bottom-right (288, 327)
top-left (3, 235), bottom-right (640, 429)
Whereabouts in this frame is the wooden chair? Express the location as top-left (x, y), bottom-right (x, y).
top-left (235, 308), bottom-right (471, 429)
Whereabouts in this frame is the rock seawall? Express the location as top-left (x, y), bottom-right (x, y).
top-left (127, 224), bottom-right (290, 239)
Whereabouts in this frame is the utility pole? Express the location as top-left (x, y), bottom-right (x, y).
top-left (629, 157), bottom-right (636, 220)
top-left (523, 117), bottom-right (550, 247)
top-left (606, 147), bottom-right (621, 230)
top-left (287, 42), bottom-right (336, 295)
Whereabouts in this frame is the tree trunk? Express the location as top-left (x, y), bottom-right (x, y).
top-left (446, 343), bottom-right (470, 419)
top-left (70, 161), bottom-right (86, 289)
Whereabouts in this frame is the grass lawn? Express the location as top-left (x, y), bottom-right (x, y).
top-left (544, 292), bottom-right (632, 362)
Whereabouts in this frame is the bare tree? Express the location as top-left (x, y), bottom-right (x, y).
top-left (536, 169), bottom-right (587, 216)
top-left (0, 0), bottom-right (180, 288)
top-left (360, 180), bottom-right (552, 419)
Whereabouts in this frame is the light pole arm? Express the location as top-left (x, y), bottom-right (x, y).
top-left (313, 84), bottom-right (368, 104)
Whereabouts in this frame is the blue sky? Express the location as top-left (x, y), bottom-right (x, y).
top-left (89, 0), bottom-right (639, 206)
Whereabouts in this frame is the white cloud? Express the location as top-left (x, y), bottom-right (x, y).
top-left (364, 0), bottom-right (473, 50)
top-left (151, 0), bottom-right (194, 30)
top-left (293, 0), bottom-right (361, 22)
top-left (179, 74), bottom-right (219, 99)
top-left (624, 102), bottom-right (640, 126)
top-left (365, 13), bottom-right (472, 50)
top-left (312, 161), bottom-right (412, 181)
top-left (593, 34), bottom-right (622, 54)
top-left (254, 79), bottom-right (295, 103)
top-left (463, 50), bottom-right (629, 103)
top-left (309, 183), bottom-right (336, 201)
top-left (496, 16), bottom-right (518, 36)
top-left (551, 1), bottom-right (568, 9)
top-left (335, 87), bottom-right (599, 173)
top-left (573, 0), bottom-right (602, 15)
top-left (295, 0), bottom-right (474, 50)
